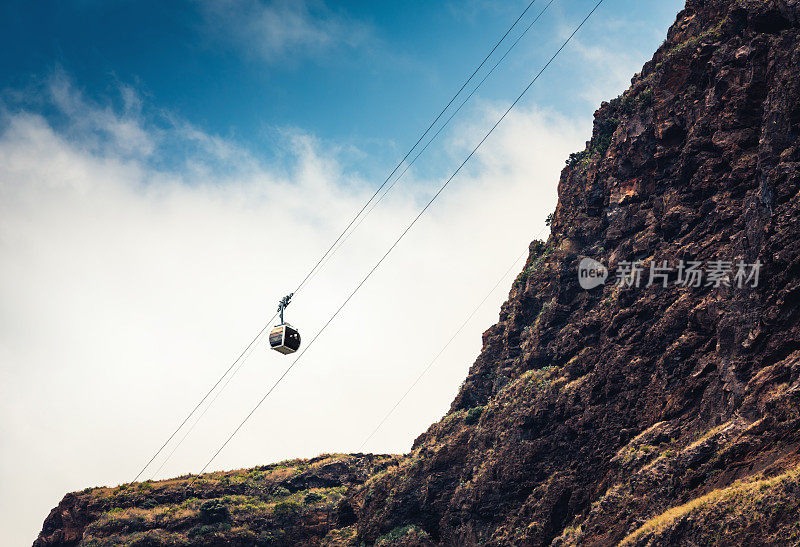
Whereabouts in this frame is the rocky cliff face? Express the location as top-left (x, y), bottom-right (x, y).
top-left (34, 455), bottom-right (398, 546)
top-left (36, 0), bottom-right (800, 545)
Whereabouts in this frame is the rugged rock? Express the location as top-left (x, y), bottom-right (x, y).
top-left (34, 454), bottom-right (398, 546)
top-left (35, 0), bottom-right (800, 545)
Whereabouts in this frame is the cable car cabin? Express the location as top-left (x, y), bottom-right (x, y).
top-left (269, 324), bottom-right (301, 354)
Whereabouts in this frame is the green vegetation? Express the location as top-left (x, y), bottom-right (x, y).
top-left (558, 522), bottom-right (586, 544)
top-left (609, 86), bottom-right (654, 115)
top-left (565, 81), bottom-right (656, 171)
top-left (566, 116), bottom-right (620, 169)
top-left (303, 491), bottom-right (324, 504)
top-left (83, 529), bottom-right (190, 546)
top-left (647, 16), bottom-right (728, 79)
top-left (464, 406), bottom-right (485, 425)
top-left (188, 522), bottom-right (231, 538)
top-left (534, 298), bottom-right (555, 325)
top-left (65, 455), bottom-right (394, 546)
top-left (82, 486), bottom-right (343, 543)
top-left (514, 240), bottom-right (552, 288)
top-left (593, 117), bottom-right (620, 157)
top-left (376, 524), bottom-right (429, 545)
top-left (615, 443), bottom-right (659, 467)
top-left (668, 17), bottom-right (727, 58)
top-left (565, 59), bottom-right (660, 172)
top-left (566, 149), bottom-right (592, 168)
top-left (257, 529), bottom-right (286, 544)
top-left (272, 500), bottom-right (302, 517)
top-left (199, 499), bottom-right (229, 523)
top-left (140, 498), bottom-right (158, 509)
top-left (86, 512), bottom-right (147, 535)
top-left (518, 366), bottom-right (559, 397)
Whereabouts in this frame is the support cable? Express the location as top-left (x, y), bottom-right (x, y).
top-left (357, 230), bottom-right (546, 452)
top-left (308, 0), bottom-right (557, 283)
top-left (132, 0), bottom-right (542, 482)
top-left (196, 0), bottom-right (604, 477)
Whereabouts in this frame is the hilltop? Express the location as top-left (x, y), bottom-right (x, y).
top-left (36, 0), bottom-right (800, 544)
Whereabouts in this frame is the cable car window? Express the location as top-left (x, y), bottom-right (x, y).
top-left (269, 329), bottom-right (283, 346)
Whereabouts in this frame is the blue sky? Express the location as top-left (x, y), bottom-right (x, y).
top-left (1, 0), bottom-right (682, 178)
top-left (0, 1), bottom-right (685, 543)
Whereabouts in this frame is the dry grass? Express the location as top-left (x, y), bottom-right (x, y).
top-left (66, 454), bottom-right (390, 546)
top-left (620, 465), bottom-right (800, 545)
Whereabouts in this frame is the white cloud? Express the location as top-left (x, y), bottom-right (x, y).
top-left (561, 5), bottom-right (684, 106)
top-left (47, 69), bottom-right (157, 157)
top-left (199, 0), bottom-right (372, 63)
top-left (568, 39), bottom-right (643, 105)
top-left (0, 73), bottom-right (588, 544)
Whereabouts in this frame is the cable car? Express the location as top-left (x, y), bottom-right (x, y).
top-left (269, 323), bottom-right (301, 354)
top-left (269, 293), bottom-right (301, 355)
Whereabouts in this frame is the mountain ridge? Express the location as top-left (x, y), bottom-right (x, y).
top-left (35, 0), bottom-right (800, 544)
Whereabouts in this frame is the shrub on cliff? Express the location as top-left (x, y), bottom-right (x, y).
top-left (273, 500), bottom-right (302, 517)
top-left (464, 406), bottom-right (485, 425)
top-left (199, 499), bottom-right (228, 523)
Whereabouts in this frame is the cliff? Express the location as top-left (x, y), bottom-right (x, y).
top-left (34, 455), bottom-right (398, 546)
top-left (35, 0), bottom-right (800, 545)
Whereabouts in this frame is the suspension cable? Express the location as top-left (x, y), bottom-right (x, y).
top-left (196, 0), bottom-right (605, 477)
top-left (133, 0), bottom-right (542, 482)
top-left (132, 320), bottom-right (274, 482)
top-left (148, 334), bottom-right (263, 479)
top-left (285, 0), bottom-right (542, 299)
top-left (357, 232), bottom-right (546, 452)
top-left (308, 0), bottom-right (557, 284)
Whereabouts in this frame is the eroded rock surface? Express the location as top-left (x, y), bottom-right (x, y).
top-left (35, 0), bottom-right (800, 545)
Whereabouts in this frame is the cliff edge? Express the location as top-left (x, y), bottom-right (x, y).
top-left (36, 0), bottom-right (800, 545)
